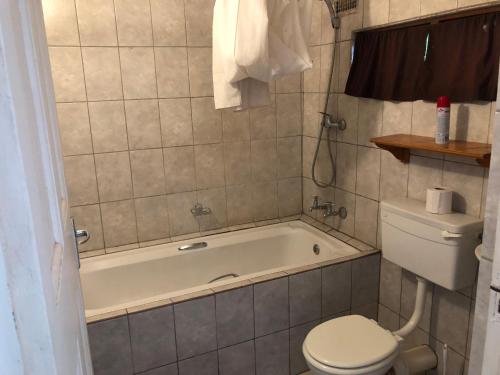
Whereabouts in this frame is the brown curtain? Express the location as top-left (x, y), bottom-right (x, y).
top-left (345, 12), bottom-right (500, 102)
top-left (419, 13), bottom-right (500, 102)
top-left (345, 24), bottom-right (430, 101)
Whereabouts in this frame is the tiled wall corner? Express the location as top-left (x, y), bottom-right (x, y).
top-left (43, 0), bottom-right (303, 255)
top-left (302, 1), bottom-right (498, 373)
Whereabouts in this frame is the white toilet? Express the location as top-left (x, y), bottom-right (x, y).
top-left (303, 198), bottom-right (483, 375)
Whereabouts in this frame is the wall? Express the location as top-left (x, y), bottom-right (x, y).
top-left (301, 0), bottom-right (500, 374)
top-left (87, 254), bottom-right (380, 375)
top-left (43, 0), bottom-right (303, 256)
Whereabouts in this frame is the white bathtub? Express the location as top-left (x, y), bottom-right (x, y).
top-left (81, 221), bottom-right (359, 318)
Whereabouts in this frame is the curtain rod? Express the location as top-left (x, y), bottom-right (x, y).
top-left (362, 5), bottom-right (500, 33)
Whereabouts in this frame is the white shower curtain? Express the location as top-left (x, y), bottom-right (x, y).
top-left (213, 0), bottom-right (313, 110)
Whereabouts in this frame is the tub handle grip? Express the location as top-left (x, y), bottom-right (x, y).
top-left (178, 242), bottom-right (208, 251)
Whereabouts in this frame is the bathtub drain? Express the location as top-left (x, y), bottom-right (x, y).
top-left (208, 273), bottom-right (240, 283)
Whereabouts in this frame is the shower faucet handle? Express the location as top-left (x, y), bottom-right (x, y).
top-left (319, 112), bottom-right (347, 131)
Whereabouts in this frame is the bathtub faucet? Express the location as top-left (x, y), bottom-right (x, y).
top-left (191, 203), bottom-right (212, 216)
top-left (309, 196), bottom-right (348, 219)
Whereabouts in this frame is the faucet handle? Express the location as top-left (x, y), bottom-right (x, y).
top-left (309, 196), bottom-right (319, 212)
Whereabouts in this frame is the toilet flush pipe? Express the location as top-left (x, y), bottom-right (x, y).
top-left (394, 277), bottom-right (429, 338)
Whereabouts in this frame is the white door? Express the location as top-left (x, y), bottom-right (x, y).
top-left (0, 1), bottom-right (92, 374)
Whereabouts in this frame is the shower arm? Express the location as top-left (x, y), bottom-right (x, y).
top-left (322, 0), bottom-right (340, 29)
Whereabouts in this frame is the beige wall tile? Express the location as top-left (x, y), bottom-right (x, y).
top-left (450, 102), bottom-right (491, 143)
top-left (95, 152), bottom-right (133, 201)
top-left (192, 97), bottom-right (222, 144)
top-left (251, 139), bottom-right (278, 182)
top-left (134, 195), bottom-right (169, 241)
top-left (155, 47), bottom-right (190, 98)
top-left (336, 142), bottom-right (357, 193)
top-left (421, 0), bottom-right (458, 16)
top-left (389, 0), bottom-right (420, 22)
top-left (88, 101), bottom-right (128, 153)
top-left (125, 99), bottom-right (162, 149)
top-left (314, 140), bottom-right (337, 187)
top-left (302, 137), bottom-right (316, 179)
top-left (303, 46), bottom-right (321, 93)
top-left (411, 100), bottom-right (435, 137)
top-left (431, 286), bottom-right (471, 356)
top-left (194, 144), bottom-right (225, 189)
top-left (224, 141), bottom-right (251, 186)
top-left (407, 155), bottom-right (444, 201)
top-left (303, 93), bottom-right (321, 138)
top-left (309, 0), bottom-right (322, 45)
top-left (49, 47), bottom-right (86, 102)
top-left (278, 178), bottom-right (302, 217)
top-left (163, 146), bottom-right (196, 193)
top-left (42, 0), bottom-right (79, 46)
top-left (339, 0), bottom-right (364, 41)
top-left (120, 47), bottom-right (157, 99)
top-left (167, 192), bottom-right (198, 236)
top-left (320, 44), bottom-right (339, 93)
top-left (130, 149), bottom-right (166, 197)
top-left (64, 155), bottom-right (98, 206)
top-left (151, 0), bottom-right (186, 46)
top-left (337, 95), bottom-right (359, 144)
top-left (321, 1), bottom-right (335, 44)
top-left (332, 189), bottom-right (356, 236)
top-left (159, 98), bottom-right (193, 147)
top-left (114, 0), bottom-right (153, 46)
top-left (76, 0), bottom-right (117, 46)
top-left (196, 188), bottom-right (227, 231)
top-left (250, 100), bottom-right (277, 140)
top-left (278, 137), bottom-right (301, 179)
top-left (358, 99), bottom-right (383, 146)
top-left (188, 47), bottom-right (213, 97)
top-left (71, 204), bottom-right (104, 252)
top-left (443, 161), bottom-right (485, 216)
top-left (56, 103), bottom-right (93, 156)
top-left (380, 151), bottom-right (409, 201)
top-left (222, 109), bottom-right (250, 142)
top-left (356, 146), bottom-right (381, 200)
top-left (184, 0), bottom-right (214, 46)
top-left (101, 200), bottom-right (138, 247)
top-left (252, 181), bottom-right (278, 221)
top-left (226, 184), bottom-right (253, 225)
top-left (338, 41), bottom-right (352, 93)
top-left (382, 101), bottom-right (412, 136)
top-left (401, 270), bottom-right (434, 332)
top-left (363, 0), bottom-right (390, 27)
top-left (277, 94), bottom-right (301, 137)
top-left (354, 195), bottom-right (379, 246)
top-left (276, 73), bottom-right (301, 94)
top-left (82, 47), bottom-right (123, 100)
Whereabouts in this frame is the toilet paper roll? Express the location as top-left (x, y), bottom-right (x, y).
top-left (426, 187), bottom-right (453, 214)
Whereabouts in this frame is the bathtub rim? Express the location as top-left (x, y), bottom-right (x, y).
top-left (82, 219), bottom-right (379, 323)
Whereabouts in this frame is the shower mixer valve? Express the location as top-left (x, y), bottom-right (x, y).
top-left (320, 112), bottom-right (347, 131)
top-left (309, 196), bottom-right (348, 219)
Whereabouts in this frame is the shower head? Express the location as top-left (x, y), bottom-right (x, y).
top-left (322, 0), bottom-right (359, 29)
top-left (323, 0), bottom-right (340, 29)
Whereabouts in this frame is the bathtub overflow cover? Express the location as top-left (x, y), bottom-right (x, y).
top-left (313, 244), bottom-right (320, 255)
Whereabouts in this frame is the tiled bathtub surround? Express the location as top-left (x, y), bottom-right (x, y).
top-left (302, 1), bottom-right (498, 374)
top-left (87, 252), bottom-right (380, 375)
top-left (43, 0), bottom-right (302, 256)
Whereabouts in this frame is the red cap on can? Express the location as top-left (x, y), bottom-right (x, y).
top-left (437, 96), bottom-right (450, 108)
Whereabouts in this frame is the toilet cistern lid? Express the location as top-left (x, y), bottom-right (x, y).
top-left (303, 315), bottom-right (399, 369)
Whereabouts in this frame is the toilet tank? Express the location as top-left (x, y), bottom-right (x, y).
top-left (380, 198), bottom-right (482, 291)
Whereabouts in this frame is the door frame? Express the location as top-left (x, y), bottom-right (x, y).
top-left (0, 0), bottom-right (90, 373)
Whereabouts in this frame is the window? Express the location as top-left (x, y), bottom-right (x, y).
top-left (345, 11), bottom-right (500, 102)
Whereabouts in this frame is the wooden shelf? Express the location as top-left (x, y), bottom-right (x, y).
top-left (370, 134), bottom-right (491, 167)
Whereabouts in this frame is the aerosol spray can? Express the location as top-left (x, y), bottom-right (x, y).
top-left (436, 96), bottom-right (450, 145)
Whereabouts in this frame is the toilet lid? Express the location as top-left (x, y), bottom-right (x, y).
top-left (303, 315), bottom-right (399, 369)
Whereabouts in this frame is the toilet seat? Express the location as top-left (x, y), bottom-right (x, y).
top-left (303, 315), bottom-right (400, 375)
